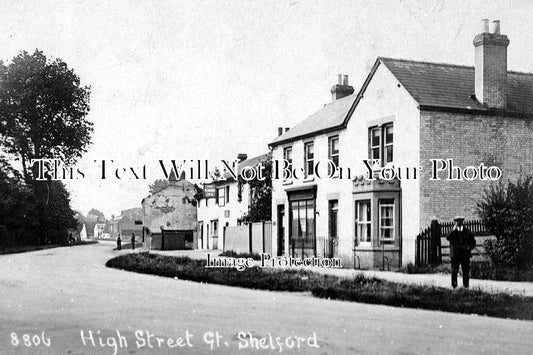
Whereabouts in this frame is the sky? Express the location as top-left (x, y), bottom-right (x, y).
top-left (2, 0), bottom-right (533, 217)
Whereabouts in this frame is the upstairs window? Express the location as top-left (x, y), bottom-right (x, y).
top-left (369, 123), bottom-right (393, 166)
top-left (304, 142), bottom-right (314, 177)
top-left (225, 186), bottom-right (230, 203)
top-left (328, 135), bottom-right (339, 174)
top-left (283, 147), bottom-right (293, 179)
top-left (217, 187), bottom-right (225, 207)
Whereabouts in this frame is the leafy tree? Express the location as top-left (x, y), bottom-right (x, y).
top-left (0, 50), bottom-right (92, 181)
top-left (87, 208), bottom-right (105, 219)
top-left (148, 169), bottom-right (179, 194)
top-left (477, 176), bottom-right (533, 269)
top-left (238, 154), bottom-right (272, 223)
top-left (0, 50), bottom-right (91, 246)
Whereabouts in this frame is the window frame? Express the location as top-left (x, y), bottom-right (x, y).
top-left (283, 146), bottom-right (293, 180)
top-left (304, 141), bottom-right (314, 177)
top-left (355, 200), bottom-right (372, 246)
top-left (328, 135), bottom-right (340, 175)
top-left (217, 187), bottom-right (225, 207)
top-left (368, 122), bottom-right (393, 167)
top-left (379, 199), bottom-right (395, 243)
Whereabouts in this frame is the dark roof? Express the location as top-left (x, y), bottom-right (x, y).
top-left (269, 94), bottom-right (355, 146)
top-left (270, 57), bottom-right (533, 146)
top-left (379, 57), bottom-right (533, 113)
top-left (222, 152), bottom-right (271, 180)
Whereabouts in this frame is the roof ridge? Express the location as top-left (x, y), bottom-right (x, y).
top-left (379, 57), bottom-right (533, 75)
top-left (378, 57), bottom-right (474, 69)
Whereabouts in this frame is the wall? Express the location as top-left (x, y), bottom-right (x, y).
top-left (224, 225), bottom-right (250, 253)
top-left (419, 111), bottom-right (533, 226)
top-left (197, 181), bottom-right (251, 250)
top-left (142, 180), bottom-right (198, 234)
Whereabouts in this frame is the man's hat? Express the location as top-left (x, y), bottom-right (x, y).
top-left (453, 215), bottom-right (465, 221)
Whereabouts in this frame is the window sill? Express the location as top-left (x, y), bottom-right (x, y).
top-left (303, 176), bottom-right (315, 183)
top-left (354, 246), bottom-right (399, 251)
top-left (282, 180), bottom-right (293, 186)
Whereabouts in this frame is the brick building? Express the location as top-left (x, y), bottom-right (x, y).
top-left (269, 20), bottom-right (533, 269)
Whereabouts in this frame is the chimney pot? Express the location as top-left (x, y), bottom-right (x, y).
top-left (473, 20), bottom-right (509, 109)
top-left (237, 153), bottom-right (247, 162)
top-left (480, 19), bottom-right (489, 33)
top-left (277, 127), bottom-right (283, 136)
top-left (492, 20), bottom-right (501, 35)
top-left (285, 127), bottom-right (290, 132)
top-left (330, 74), bottom-right (354, 102)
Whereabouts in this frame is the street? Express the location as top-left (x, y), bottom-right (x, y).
top-left (0, 242), bottom-right (532, 354)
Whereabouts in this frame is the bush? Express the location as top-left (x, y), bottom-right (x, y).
top-left (219, 250), bottom-right (262, 260)
top-left (477, 176), bottom-right (533, 270)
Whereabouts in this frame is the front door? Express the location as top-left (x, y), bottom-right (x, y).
top-left (328, 200), bottom-right (338, 258)
top-left (277, 205), bottom-right (285, 256)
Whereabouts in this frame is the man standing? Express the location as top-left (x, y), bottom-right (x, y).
top-left (131, 233), bottom-right (135, 250)
top-left (446, 216), bottom-right (476, 288)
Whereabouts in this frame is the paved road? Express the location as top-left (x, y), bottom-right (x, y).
top-left (0, 243), bottom-right (532, 355)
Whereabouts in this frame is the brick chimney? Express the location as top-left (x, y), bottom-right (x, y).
top-left (330, 74), bottom-right (354, 102)
top-left (473, 19), bottom-right (510, 109)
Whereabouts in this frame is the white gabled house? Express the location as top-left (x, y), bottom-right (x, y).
top-left (269, 21), bottom-right (533, 269)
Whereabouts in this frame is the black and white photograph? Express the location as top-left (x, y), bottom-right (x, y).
top-left (1, 1), bottom-right (533, 354)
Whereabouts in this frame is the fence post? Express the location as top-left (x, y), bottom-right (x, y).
top-left (249, 223), bottom-right (253, 254)
top-left (415, 235), bottom-right (419, 266)
top-left (429, 219), bottom-right (442, 265)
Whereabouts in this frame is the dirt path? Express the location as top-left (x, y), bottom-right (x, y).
top-left (0, 243), bottom-right (532, 354)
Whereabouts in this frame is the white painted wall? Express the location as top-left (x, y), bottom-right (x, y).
top-left (271, 62), bottom-right (421, 266)
top-left (197, 181), bottom-right (251, 250)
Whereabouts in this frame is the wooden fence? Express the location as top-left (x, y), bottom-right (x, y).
top-left (415, 219), bottom-right (493, 267)
top-left (224, 221), bottom-right (272, 255)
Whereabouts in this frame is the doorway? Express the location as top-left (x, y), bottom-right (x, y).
top-left (277, 204), bottom-right (285, 256)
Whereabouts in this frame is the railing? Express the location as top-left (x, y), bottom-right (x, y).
top-left (415, 219), bottom-right (491, 267)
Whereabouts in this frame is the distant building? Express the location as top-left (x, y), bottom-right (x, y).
top-left (104, 208), bottom-right (143, 240)
top-left (142, 179), bottom-right (199, 250)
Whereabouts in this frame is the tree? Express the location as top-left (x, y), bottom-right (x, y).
top-left (0, 50), bottom-right (91, 246)
top-left (238, 155), bottom-right (272, 223)
top-left (0, 50), bottom-right (92, 181)
top-left (477, 176), bottom-right (533, 269)
top-left (87, 208), bottom-right (105, 220)
top-left (148, 169), bottom-right (181, 194)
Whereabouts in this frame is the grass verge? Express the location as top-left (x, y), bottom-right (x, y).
top-left (399, 262), bottom-right (533, 282)
top-left (106, 252), bottom-right (533, 320)
top-left (219, 250), bottom-right (262, 260)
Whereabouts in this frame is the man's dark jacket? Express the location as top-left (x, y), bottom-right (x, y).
top-left (446, 227), bottom-right (476, 259)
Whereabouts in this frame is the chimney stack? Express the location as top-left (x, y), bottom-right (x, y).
top-left (330, 73), bottom-right (354, 102)
top-left (237, 153), bottom-right (248, 162)
top-left (278, 127), bottom-right (283, 136)
top-left (473, 19), bottom-right (509, 109)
